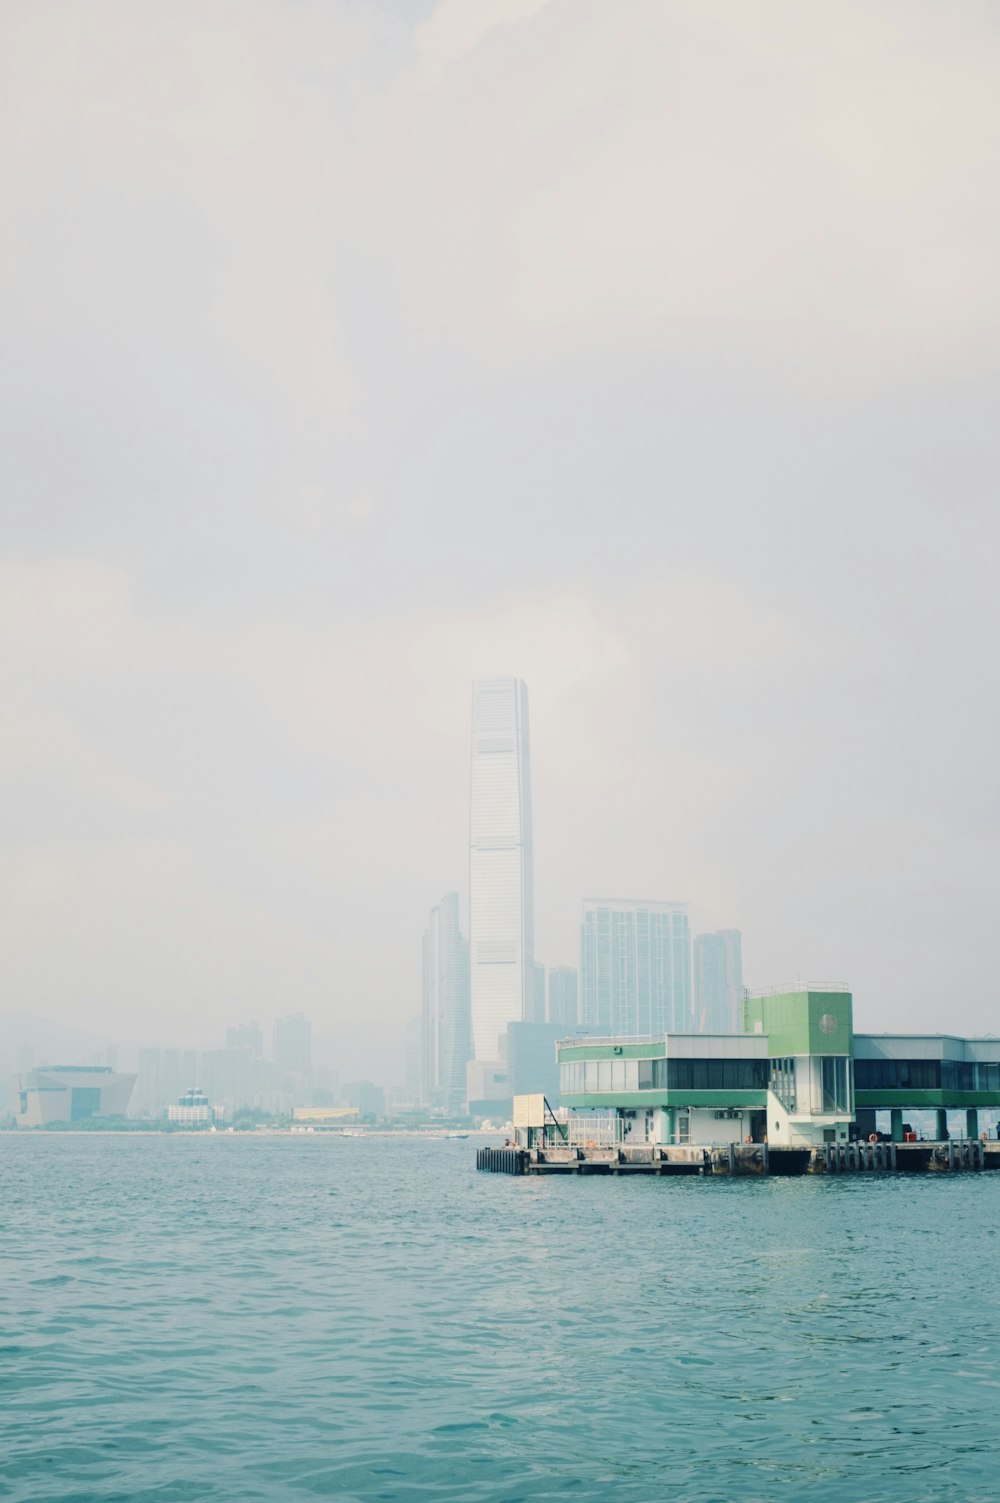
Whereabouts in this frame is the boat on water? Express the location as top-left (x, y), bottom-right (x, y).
top-left (446, 1131), bottom-right (469, 1140)
top-left (341, 1128), bottom-right (365, 1137)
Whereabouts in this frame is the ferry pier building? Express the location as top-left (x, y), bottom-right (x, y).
top-left (551, 989), bottom-right (1000, 1152)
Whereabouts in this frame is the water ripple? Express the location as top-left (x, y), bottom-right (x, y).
top-left (2, 1137), bottom-right (999, 1501)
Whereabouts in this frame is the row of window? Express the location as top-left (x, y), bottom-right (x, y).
top-left (855, 1059), bottom-right (1000, 1093)
top-left (771, 1057), bottom-right (797, 1111)
top-left (820, 1055), bottom-right (851, 1114)
top-left (560, 1057), bottom-right (769, 1094)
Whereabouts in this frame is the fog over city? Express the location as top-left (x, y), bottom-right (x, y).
top-left (3, 0), bottom-right (999, 1080)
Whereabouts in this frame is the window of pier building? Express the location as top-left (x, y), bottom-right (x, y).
top-left (770, 1057), bottom-right (797, 1111)
top-left (820, 1055), bottom-right (851, 1114)
top-left (853, 1058), bottom-right (999, 1094)
top-left (560, 1056), bottom-right (767, 1095)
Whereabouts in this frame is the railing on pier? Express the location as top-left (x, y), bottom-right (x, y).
top-left (476, 1147), bottom-right (528, 1175)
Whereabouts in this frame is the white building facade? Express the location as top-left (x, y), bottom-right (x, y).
top-left (468, 679), bottom-right (534, 1076)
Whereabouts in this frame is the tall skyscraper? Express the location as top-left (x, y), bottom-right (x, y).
top-left (421, 892), bottom-right (471, 1112)
top-left (693, 929), bottom-right (743, 1032)
top-left (468, 679), bottom-right (534, 1067)
top-left (548, 965), bottom-right (579, 1028)
top-left (580, 900), bottom-right (692, 1035)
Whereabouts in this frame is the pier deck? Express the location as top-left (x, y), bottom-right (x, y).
top-left (477, 1140), bottom-right (1000, 1177)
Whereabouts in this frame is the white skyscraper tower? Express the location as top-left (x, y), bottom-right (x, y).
top-left (468, 679), bottom-right (534, 1080)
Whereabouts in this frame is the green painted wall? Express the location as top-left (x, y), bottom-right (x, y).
top-left (742, 990), bottom-right (853, 1058)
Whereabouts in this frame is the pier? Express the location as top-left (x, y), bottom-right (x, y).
top-left (477, 991), bottom-right (1000, 1183)
top-left (478, 1139), bottom-right (1000, 1176)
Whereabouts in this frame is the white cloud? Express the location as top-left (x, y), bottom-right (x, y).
top-left (367, 1), bottom-right (1000, 372)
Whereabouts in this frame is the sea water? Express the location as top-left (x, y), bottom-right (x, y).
top-left (2, 1134), bottom-right (999, 1502)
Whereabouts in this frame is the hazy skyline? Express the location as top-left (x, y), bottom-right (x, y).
top-left (3, 1), bottom-right (1000, 1078)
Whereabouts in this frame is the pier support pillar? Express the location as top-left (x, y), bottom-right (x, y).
top-left (936, 1108), bottom-right (949, 1142)
top-left (890, 1109), bottom-right (904, 1144)
top-left (967, 1108), bottom-right (979, 1141)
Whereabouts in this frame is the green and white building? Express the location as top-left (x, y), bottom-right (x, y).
top-left (554, 988), bottom-right (1000, 1148)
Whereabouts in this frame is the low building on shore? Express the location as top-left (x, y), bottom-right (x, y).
top-left (166, 1088), bottom-right (225, 1125)
top-left (14, 1066), bottom-right (137, 1127)
top-left (291, 1106), bottom-right (360, 1127)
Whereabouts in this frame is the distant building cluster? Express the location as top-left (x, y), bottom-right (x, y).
top-left (418, 679), bottom-right (744, 1116)
top-left (136, 1012), bottom-right (318, 1121)
top-left (8, 679), bottom-right (750, 1129)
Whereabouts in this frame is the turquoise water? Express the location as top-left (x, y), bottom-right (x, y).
top-left (3, 1136), bottom-right (999, 1502)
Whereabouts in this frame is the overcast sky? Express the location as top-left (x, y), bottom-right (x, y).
top-left (3, 0), bottom-right (999, 1077)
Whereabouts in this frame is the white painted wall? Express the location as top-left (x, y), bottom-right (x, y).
top-left (765, 1090), bottom-right (850, 1147)
top-left (687, 1108), bottom-right (748, 1146)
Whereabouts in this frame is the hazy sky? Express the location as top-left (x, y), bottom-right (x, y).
top-left (3, 1), bottom-right (999, 1076)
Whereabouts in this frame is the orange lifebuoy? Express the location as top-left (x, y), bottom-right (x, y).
top-left (868, 1133), bottom-right (878, 1144)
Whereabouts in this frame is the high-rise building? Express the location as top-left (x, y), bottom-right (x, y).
top-left (272, 1014), bottom-right (312, 1107)
top-left (136, 1046), bottom-right (199, 1117)
top-left (421, 892), bottom-right (471, 1112)
top-left (548, 965), bottom-right (579, 1028)
top-left (226, 1022), bottom-right (263, 1056)
top-left (505, 1021), bottom-right (563, 1101)
top-left (580, 900), bottom-right (692, 1035)
top-left (468, 678), bottom-right (534, 1067)
top-left (272, 1013), bottom-right (311, 1077)
top-left (693, 929), bottom-right (743, 1032)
